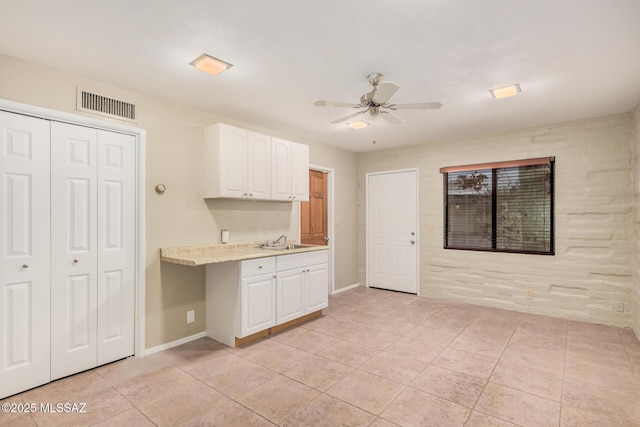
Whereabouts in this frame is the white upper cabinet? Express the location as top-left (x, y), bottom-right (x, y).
top-left (270, 137), bottom-right (309, 202)
top-left (204, 123), bottom-right (308, 201)
top-left (203, 123), bottom-right (271, 200)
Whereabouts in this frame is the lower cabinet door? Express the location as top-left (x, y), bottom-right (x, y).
top-left (306, 263), bottom-right (329, 312)
top-left (240, 274), bottom-right (276, 337)
top-left (276, 269), bottom-right (305, 324)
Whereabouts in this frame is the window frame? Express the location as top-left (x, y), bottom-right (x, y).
top-left (440, 157), bottom-right (555, 255)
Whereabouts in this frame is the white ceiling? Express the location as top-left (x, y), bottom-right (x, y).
top-left (1, 1), bottom-right (639, 152)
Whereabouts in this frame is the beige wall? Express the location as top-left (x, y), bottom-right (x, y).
top-left (633, 103), bottom-right (640, 337)
top-left (359, 115), bottom-right (635, 327)
top-left (0, 54), bottom-right (359, 349)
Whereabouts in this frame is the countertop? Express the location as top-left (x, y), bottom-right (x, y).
top-left (160, 242), bottom-right (328, 266)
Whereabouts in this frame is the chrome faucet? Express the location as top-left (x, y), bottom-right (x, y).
top-left (271, 235), bottom-right (287, 246)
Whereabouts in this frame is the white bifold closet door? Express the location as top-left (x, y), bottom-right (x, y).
top-left (0, 111), bottom-right (51, 398)
top-left (50, 122), bottom-right (135, 380)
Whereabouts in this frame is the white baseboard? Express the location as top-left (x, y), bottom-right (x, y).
top-left (144, 331), bottom-right (207, 356)
top-left (332, 283), bottom-right (360, 295)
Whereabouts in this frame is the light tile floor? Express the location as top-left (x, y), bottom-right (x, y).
top-left (3, 286), bottom-right (640, 426)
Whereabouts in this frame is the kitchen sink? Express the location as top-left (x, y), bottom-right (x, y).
top-left (259, 244), bottom-right (313, 250)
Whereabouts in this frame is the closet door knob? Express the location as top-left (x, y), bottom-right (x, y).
top-left (22, 264), bottom-right (29, 269)
top-left (73, 259), bottom-right (79, 264)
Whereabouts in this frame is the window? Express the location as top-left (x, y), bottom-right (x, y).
top-left (440, 157), bottom-right (554, 255)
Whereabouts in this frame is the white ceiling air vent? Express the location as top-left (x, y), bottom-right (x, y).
top-left (76, 87), bottom-right (136, 122)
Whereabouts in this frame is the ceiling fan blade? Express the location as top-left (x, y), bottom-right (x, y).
top-left (379, 111), bottom-right (405, 124)
top-left (388, 101), bottom-right (443, 110)
top-left (330, 110), bottom-right (366, 124)
top-left (313, 100), bottom-right (362, 108)
top-left (372, 82), bottom-right (400, 104)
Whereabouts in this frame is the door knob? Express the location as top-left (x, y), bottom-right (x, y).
top-left (324, 237), bottom-right (329, 242)
top-left (22, 264), bottom-right (29, 269)
top-left (410, 240), bottom-right (416, 244)
top-left (73, 259), bottom-right (79, 263)
top-left (411, 231), bottom-right (415, 236)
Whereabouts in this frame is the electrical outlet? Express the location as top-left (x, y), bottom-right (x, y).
top-left (187, 310), bottom-right (195, 324)
top-left (526, 290), bottom-right (533, 299)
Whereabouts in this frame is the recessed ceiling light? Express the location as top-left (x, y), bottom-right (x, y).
top-left (190, 54), bottom-right (233, 76)
top-left (490, 83), bottom-right (521, 99)
top-left (347, 120), bottom-right (369, 129)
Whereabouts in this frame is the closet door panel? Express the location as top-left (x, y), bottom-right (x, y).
top-left (50, 122), bottom-right (98, 380)
top-left (97, 130), bottom-right (135, 364)
top-left (0, 111), bottom-right (50, 399)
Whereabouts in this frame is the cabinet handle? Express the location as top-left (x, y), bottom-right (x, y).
top-left (258, 266), bottom-right (263, 269)
top-left (73, 259), bottom-right (79, 263)
top-left (22, 264), bottom-right (29, 269)
top-left (249, 193), bottom-right (253, 197)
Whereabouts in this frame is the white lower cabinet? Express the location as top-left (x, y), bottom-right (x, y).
top-left (276, 251), bottom-right (329, 324)
top-left (240, 258), bottom-right (277, 337)
top-left (277, 269), bottom-right (306, 324)
top-left (205, 250), bottom-right (328, 347)
top-left (307, 264), bottom-right (330, 312)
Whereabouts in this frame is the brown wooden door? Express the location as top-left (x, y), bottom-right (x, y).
top-left (301, 170), bottom-right (328, 246)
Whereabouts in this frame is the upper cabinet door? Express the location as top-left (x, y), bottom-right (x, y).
top-left (203, 123), bottom-right (248, 198)
top-left (0, 111), bottom-right (51, 399)
top-left (247, 131), bottom-right (271, 200)
top-left (291, 142), bottom-right (309, 202)
top-left (270, 137), bottom-right (292, 201)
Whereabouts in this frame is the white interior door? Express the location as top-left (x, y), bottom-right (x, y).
top-left (50, 122), bottom-right (99, 380)
top-left (367, 170), bottom-right (418, 294)
top-left (96, 130), bottom-right (135, 365)
top-left (0, 111), bottom-right (51, 398)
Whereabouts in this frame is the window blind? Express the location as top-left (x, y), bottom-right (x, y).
top-left (441, 157), bottom-right (554, 255)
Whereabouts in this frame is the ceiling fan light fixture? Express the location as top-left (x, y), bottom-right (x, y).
top-left (190, 54), bottom-right (233, 76)
top-left (347, 120), bottom-right (369, 129)
top-left (490, 83), bottom-right (521, 99)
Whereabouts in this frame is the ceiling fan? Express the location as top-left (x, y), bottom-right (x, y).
top-left (313, 73), bottom-right (443, 125)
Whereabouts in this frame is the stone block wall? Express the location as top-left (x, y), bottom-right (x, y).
top-left (358, 114), bottom-right (634, 327)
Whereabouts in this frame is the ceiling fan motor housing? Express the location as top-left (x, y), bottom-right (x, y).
top-left (367, 73), bottom-right (384, 86)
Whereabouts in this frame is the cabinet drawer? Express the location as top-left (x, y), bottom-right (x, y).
top-left (241, 257), bottom-right (276, 278)
top-left (277, 250), bottom-right (328, 271)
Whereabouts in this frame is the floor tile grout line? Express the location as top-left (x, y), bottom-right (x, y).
top-left (459, 307), bottom-right (520, 425)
